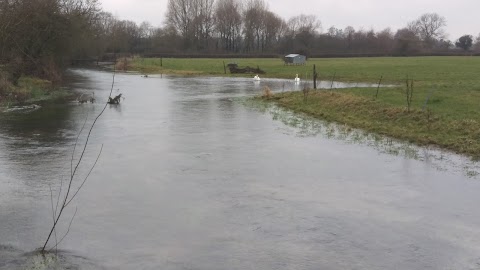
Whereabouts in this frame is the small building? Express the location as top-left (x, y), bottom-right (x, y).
top-left (284, 54), bottom-right (306, 65)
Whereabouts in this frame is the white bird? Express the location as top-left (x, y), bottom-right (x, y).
top-left (294, 74), bottom-right (300, 83)
top-left (253, 74), bottom-right (261, 81)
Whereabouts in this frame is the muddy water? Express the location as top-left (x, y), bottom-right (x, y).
top-left (1, 69), bottom-right (480, 270)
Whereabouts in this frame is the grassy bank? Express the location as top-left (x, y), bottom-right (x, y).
top-left (0, 77), bottom-right (71, 107)
top-left (262, 91), bottom-right (480, 158)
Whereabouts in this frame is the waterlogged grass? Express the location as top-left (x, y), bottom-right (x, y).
top-left (261, 91), bottom-right (480, 158)
top-left (243, 98), bottom-right (480, 177)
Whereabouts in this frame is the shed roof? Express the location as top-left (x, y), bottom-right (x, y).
top-left (285, 54), bottom-right (300, 58)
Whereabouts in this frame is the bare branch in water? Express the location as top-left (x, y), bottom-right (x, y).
top-left (41, 56), bottom-right (117, 253)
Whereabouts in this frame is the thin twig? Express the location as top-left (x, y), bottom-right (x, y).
top-left (54, 176), bottom-right (63, 218)
top-left (330, 72), bottom-right (336, 90)
top-left (48, 207), bottom-right (78, 252)
top-left (65, 144), bottom-right (103, 207)
top-left (49, 185), bottom-right (58, 255)
top-left (375, 75), bottom-right (383, 99)
top-left (71, 110), bottom-right (89, 178)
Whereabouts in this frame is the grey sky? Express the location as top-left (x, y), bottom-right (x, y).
top-left (100, 0), bottom-right (479, 40)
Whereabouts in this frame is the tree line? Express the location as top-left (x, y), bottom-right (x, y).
top-left (1, 0), bottom-right (480, 87)
top-left (163, 0), bottom-right (480, 55)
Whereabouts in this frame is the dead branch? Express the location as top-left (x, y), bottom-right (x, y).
top-left (41, 57), bottom-right (116, 253)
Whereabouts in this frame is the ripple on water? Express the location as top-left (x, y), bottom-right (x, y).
top-left (0, 246), bottom-right (104, 270)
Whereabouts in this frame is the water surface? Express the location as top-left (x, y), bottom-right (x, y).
top-left (1, 70), bottom-right (480, 270)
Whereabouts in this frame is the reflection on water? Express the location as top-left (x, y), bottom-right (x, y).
top-left (244, 99), bottom-right (480, 178)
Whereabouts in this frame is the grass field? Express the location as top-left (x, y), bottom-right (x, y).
top-left (132, 56), bottom-right (480, 157)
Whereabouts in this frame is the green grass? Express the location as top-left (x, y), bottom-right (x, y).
top-left (262, 91), bottom-right (480, 158)
top-left (132, 56), bottom-right (480, 157)
top-left (0, 77), bottom-right (70, 107)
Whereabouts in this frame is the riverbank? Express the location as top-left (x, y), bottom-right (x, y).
top-left (0, 77), bottom-right (71, 108)
top-left (130, 56), bottom-right (480, 122)
top-left (126, 56), bottom-right (480, 157)
top-left (261, 90), bottom-right (480, 158)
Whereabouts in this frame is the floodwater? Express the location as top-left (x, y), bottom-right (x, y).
top-left (1, 69), bottom-right (480, 270)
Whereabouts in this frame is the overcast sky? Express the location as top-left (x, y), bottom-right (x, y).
top-left (100, 0), bottom-right (479, 40)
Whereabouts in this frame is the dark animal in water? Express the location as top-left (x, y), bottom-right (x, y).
top-left (108, 94), bottom-right (122, 104)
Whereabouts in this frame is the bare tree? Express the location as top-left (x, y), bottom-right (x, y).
top-left (394, 28), bottom-right (423, 55)
top-left (287, 14), bottom-right (321, 36)
top-left (215, 0), bottom-right (242, 52)
top-left (261, 11), bottom-right (283, 52)
top-left (376, 28), bottom-right (394, 53)
top-left (411, 13), bottom-right (447, 48)
top-left (327, 26), bottom-right (343, 38)
top-left (166, 0), bottom-right (194, 48)
top-left (166, 0), bottom-right (215, 51)
top-left (242, 0), bottom-right (267, 52)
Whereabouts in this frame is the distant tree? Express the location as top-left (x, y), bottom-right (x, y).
top-left (284, 14), bottom-right (320, 54)
top-left (215, 0), bottom-right (243, 52)
top-left (287, 14), bottom-right (321, 36)
top-left (433, 39), bottom-right (452, 50)
top-left (455, 35), bottom-right (473, 51)
top-left (394, 28), bottom-right (423, 55)
top-left (475, 33), bottom-right (480, 51)
top-left (376, 28), bottom-right (395, 53)
top-left (344, 26), bottom-right (355, 49)
top-left (151, 25), bottom-right (182, 53)
top-left (165, 0), bottom-right (216, 51)
top-left (242, 0), bottom-right (267, 52)
top-left (411, 13), bottom-right (447, 48)
top-left (262, 11), bottom-right (284, 52)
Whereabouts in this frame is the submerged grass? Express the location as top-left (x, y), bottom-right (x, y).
top-left (262, 91), bottom-right (480, 158)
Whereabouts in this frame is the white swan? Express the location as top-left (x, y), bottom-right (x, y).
top-left (253, 74), bottom-right (261, 81)
top-left (294, 74), bottom-right (300, 83)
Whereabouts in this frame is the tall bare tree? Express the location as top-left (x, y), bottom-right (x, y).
top-left (166, 0), bottom-right (194, 48)
top-left (215, 0), bottom-right (242, 52)
top-left (242, 0), bottom-right (267, 52)
top-left (287, 14), bottom-right (321, 36)
top-left (261, 11), bottom-right (284, 52)
top-left (411, 13), bottom-right (447, 48)
top-left (166, 0), bottom-right (215, 51)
